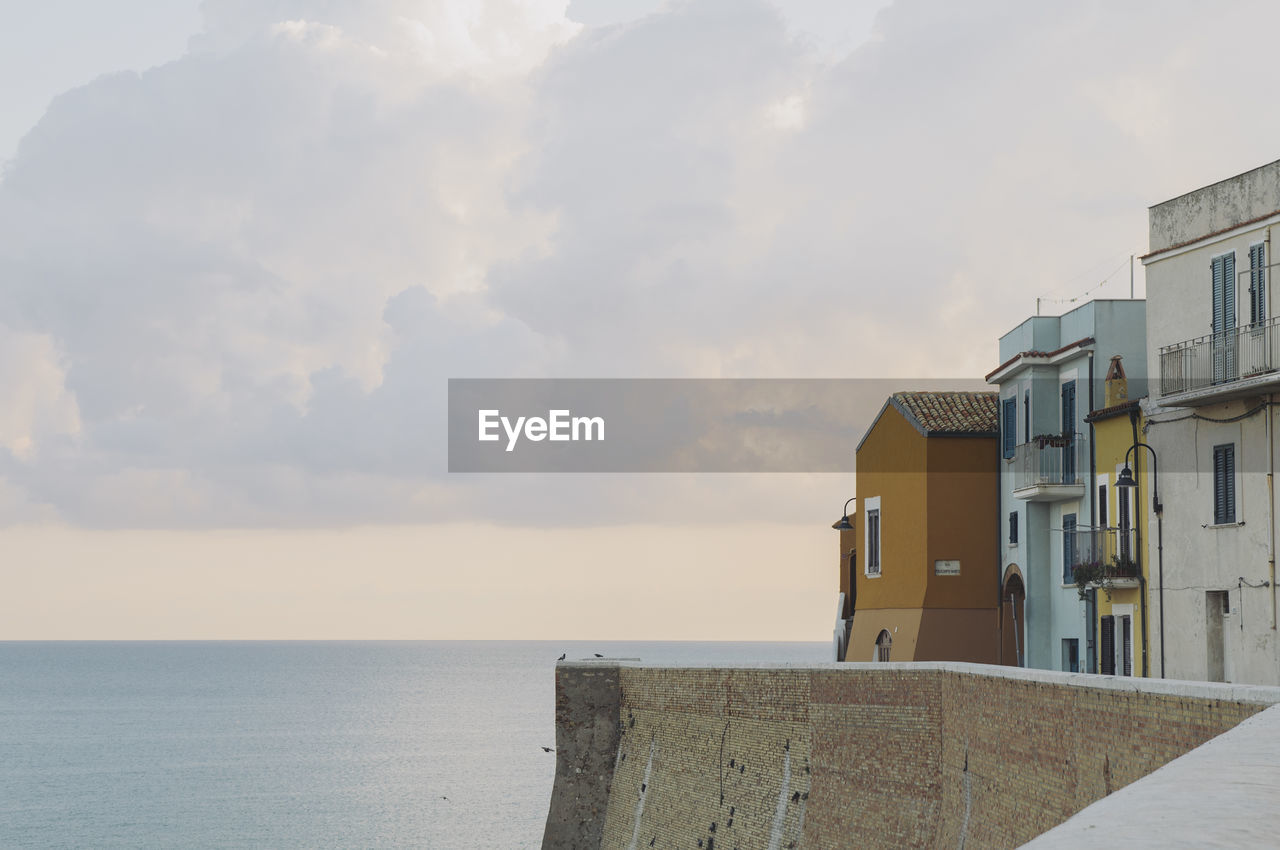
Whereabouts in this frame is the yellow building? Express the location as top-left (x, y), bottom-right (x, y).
top-left (845, 391), bottom-right (1006, 663)
top-left (1082, 355), bottom-right (1151, 677)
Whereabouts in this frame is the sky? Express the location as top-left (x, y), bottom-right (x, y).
top-left (3, 0), bottom-right (1280, 639)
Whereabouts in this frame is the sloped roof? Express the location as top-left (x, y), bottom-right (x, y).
top-left (890, 391), bottom-right (999, 436)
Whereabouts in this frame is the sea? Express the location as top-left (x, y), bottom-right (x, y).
top-left (0, 641), bottom-right (828, 849)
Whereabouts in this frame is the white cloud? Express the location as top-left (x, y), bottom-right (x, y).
top-left (4, 0), bottom-right (1280, 527)
top-left (0, 329), bottom-right (80, 460)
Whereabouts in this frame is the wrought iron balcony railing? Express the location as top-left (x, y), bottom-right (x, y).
top-left (1066, 527), bottom-right (1138, 576)
top-left (1160, 316), bottom-right (1280, 397)
top-left (1012, 432), bottom-right (1086, 495)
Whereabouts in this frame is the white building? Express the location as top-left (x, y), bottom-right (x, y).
top-left (986, 300), bottom-right (1147, 672)
top-left (1143, 161), bottom-right (1280, 685)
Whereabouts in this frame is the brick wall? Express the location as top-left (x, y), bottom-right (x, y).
top-left (544, 661), bottom-right (1280, 850)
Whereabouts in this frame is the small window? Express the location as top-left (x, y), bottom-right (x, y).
top-left (1002, 398), bottom-right (1017, 459)
top-left (875, 629), bottom-right (892, 662)
top-left (866, 508), bottom-right (881, 576)
top-left (1061, 638), bottom-right (1079, 673)
top-left (1098, 484), bottom-right (1108, 528)
top-left (1214, 444), bottom-right (1236, 524)
top-left (1062, 513), bottom-right (1077, 584)
top-left (1008, 511), bottom-right (1019, 545)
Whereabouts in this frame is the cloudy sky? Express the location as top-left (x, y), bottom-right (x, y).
top-left (3, 0), bottom-right (1278, 639)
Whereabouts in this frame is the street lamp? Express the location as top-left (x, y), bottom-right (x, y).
top-left (831, 497), bottom-right (856, 662)
top-left (1115, 440), bottom-right (1165, 678)
top-left (832, 497), bottom-right (856, 530)
top-left (1115, 443), bottom-right (1162, 515)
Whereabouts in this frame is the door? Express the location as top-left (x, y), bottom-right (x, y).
top-left (1061, 380), bottom-right (1076, 483)
top-left (1212, 253), bottom-right (1237, 383)
top-left (1206, 591), bottom-right (1227, 682)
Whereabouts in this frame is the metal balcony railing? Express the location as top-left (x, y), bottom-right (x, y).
top-left (1160, 316), bottom-right (1280, 397)
top-left (1066, 527), bottom-right (1138, 574)
top-left (1012, 432), bottom-right (1086, 491)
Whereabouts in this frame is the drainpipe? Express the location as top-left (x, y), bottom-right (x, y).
top-left (1270, 226), bottom-right (1277, 631)
top-left (1270, 392), bottom-right (1276, 631)
top-left (1087, 350), bottom-right (1098, 672)
top-left (1132, 408), bottom-right (1150, 677)
top-left (997, 432), bottom-right (1005, 665)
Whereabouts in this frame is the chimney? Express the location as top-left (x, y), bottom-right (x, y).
top-left (1104, 355), bottom-right (1128, 408)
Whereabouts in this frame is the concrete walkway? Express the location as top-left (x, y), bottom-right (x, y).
top-left (1022, 702), bottom-right (1280, 848)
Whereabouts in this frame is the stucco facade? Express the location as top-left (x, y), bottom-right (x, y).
top-left (986, 300), bottom-right (1147, 673)
top-left (846, 392), bottom-right (1003, 664)
top-left (1084, 363), bottom-right (1151, 678)
top-left (1142, 160), bottom-right (1280, 685)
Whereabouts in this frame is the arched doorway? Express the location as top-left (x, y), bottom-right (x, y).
top-left (875, 629), bottom-right (892, 662)
top-left (1002, 566), bottom-right (1026, 667)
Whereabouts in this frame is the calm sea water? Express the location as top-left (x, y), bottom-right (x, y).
top-left (0, 641), bottom-right (827, 849)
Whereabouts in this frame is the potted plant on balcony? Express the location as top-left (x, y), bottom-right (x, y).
top-left (1072, 555), bottom-right (1140, 601)
top-left (1033, 432), bottom-right (1073, 449)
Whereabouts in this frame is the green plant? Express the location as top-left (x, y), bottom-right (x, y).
top-left (1072, 555), bottom-right (1140, 601)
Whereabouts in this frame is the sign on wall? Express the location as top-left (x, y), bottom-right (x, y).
top-left (934, 560), bottom-right (961, 576)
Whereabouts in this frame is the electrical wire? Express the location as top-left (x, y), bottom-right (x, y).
top-left (1144, 401), bottom-right (1273, 429)
top-left (1038, 254), bottom-right (1138, 307)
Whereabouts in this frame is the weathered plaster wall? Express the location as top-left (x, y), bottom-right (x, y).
top-left (544, 661), bottom-right (1280, 850)
top-left (1149, 159), bottom-right (1280, 253)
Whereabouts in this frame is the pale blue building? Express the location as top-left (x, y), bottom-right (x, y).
top-left (986, 300), bottom-right (1147, 672)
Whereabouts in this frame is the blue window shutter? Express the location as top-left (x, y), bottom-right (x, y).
top-left (1062, 513), bottom-right (1077, 583)
top-left (1251, 243), bottom-right (1266, 324)
top-left (1023, 390), bottom-right (1030, 442)
top-left (1214, 444), bottom-right (1236, 524)
top-left (1213, 255), bottom-right (1225, 334)
top-left (1002, 398), bottom-right (1016, 459)
top-left (1225, 253), bottom-right (1236, 330)
top-left (1212, 255), bottom-right (1237, 381)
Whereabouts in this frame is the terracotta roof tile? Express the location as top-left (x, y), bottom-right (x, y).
top-left (890, 391), bottom-right (999, 436)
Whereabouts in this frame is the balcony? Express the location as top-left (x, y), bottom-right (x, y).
top-left (1010, 433), bottom-right (1087, 501)
top-left (1159, 316), bottom-right (1280, 405)
top-left (1068, 527), bottom-right (1141, 591)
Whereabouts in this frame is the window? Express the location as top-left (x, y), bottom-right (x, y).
top-left (1250, 243), bottom-right (1266, 325)
top-left (1213, 444), bottom-right (1236, 525)
top-left (1023, 390), bottom-right (1030, 443)
top-left (1098, 484), bottom-right (1108, 528)
top-left (1062, 513), bottom-right (1077, 584)
top-left (1002, 397), bottom-right (1017, 459)
top-left (1212, 253), bottom-right (1237, 382)
top-left (1008, 510), bottom-right (1019, 545)
top-left (875, 629), bottom-right (892, 662)
top-left (1100, 616), bottom-right (1115, 675)
top-left (865, 498), bottom-right (881, 577)
top-left (1060, 381), bottom-right (1077, 482)
top-left (1062, 638), bottom-right (1079, 673)
top-left (1120, 615), bottom-right (1133, 676)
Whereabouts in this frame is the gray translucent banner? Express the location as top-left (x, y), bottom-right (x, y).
top-left (448, 378), bottom-right (989, 472)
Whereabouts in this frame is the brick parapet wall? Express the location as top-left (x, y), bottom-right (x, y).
top-left (543, 662), bottom-right (1280, 850)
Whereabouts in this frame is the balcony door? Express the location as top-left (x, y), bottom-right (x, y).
top-left (1212, 252), bottom-right (1237, 383)
top-left (1061, 380), bottom-right (1076, 482)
